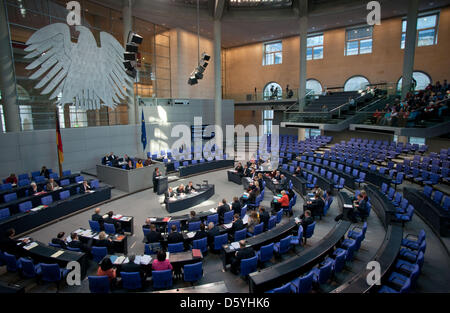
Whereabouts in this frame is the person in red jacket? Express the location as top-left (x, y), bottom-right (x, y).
top-left (279, 190), bottom-right (290, 209)
top-left (5, 174), bottom-right (17, 185)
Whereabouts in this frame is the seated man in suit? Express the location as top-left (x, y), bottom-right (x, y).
top-left (304, 193), bottom-right (325, 218)
top-left (152, 168), bottom-right (161, 193)
top-left (80, 180), bottom-right (92, 194)
top-left (231, 197), bottom-right (242, 217)
top-left (276, 174), bottom-right (288, 193)
top-left (167, 224), bottom-right (184, 244)
top-left (94, 231), bottom-right (114, 254)
top-left (293, 166), bottom-right (302, 177)
top-left (46, 178), bottom-right (59, 191)
top-left (144, 156), bottom-right (153, 167)
top-left (273, 170), bottom-right (282, 181)
top-left (29, 182), bottom-right (41, 195)
top-left (193, 222), bottom-right (208, 241)
top-left (0, 228), bottom-right (28, 254)
top-left (185, 181), bottom-right (197, 193)
top-left (120, 254), bottom-right (146, 281)
top-left (40, 166), bottom-right (50, 179)
top-left (230, 214), bottom-right (245, 242)
top-left (188, 211), bottom-right (200, 223)
top-left (287, 188), bottom-right (295, 201)
top-left (242, 165), bottom-right (251, 178)
top-left (296, 210), bottom-right (314, 231)
top-left (230, 240), bottom-right (256, 275)
top-left (164, 187), bottom-right (176, 205)
top-left (91, 207), bottom-right (104, 230)
top-left (103, 211), bottom-right (122, 234)
top-left (146, 224), bottom-right (162, 243)
top-left (143, 218), bottom-right (151, 230)
top-left (125, 160), bottom-right (134, 170)
top-left (206, 222), bottom-right (220, 250)
top-left (354, 191), bottom-right (369, 221)
top-left (258, 206), bottom-right (270, 231)
top-left (51, 232), bottom-right (67, 249)
top-left (217, 199), bottom-right (230, 224)
top-left (68, 232), bottom-right (91, 253)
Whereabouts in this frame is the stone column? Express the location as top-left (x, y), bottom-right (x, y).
top-left (123, 0), bottom-right (136, 125)
top-left (298, 1), bottom-right (308, 112)
top-left (401, 0), bottom-right (419, 99)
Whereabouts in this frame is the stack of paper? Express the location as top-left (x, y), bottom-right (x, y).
top-left (149, 218), bottom-right (157, 222)
top-left (112, 214), bottom-right (123, 220)
top-left (51, 250), bottom-right (65, 258)
top-left (23, 242), bottom-right (38, 250)
top-left (186, 232), bottom-right (195, 238)
top-left (231, 242), bottom-right (240, 249)
top-left (120, 216), bottom-right (131, 222)
top-left (209, 208), bottom-right (217, 213)
top-left (295, 217), bottom-right (300, 224)
top-left (140, 255), bottom-right (152, 265)
top-left (223, 223), bottom-right (232, 229)
top-left (242, 215), bottom-right (249, 224)
top-left (114, 256), bottom-right (126, 264)
top-left (344, 204), bottom-right (353, 209)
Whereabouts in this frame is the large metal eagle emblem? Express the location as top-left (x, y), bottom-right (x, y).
top-left (24, 23), bottom-right (133, 110)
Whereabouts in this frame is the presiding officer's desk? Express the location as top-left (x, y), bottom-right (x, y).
top-left (403, 186), bottom-right (450, 237)
top-left (166, 184), bottom-right (215, 213)
top-left (153, 281), bottom-right (228, 293)
top-left (96, 162), bottom-right (165, 193)
top-left (0, 186), bottom-right (112, 235)
top-left (17, 239), bottom-right (87, 279)
top-left (331, 185), bottom-right (403, 293)
top-left (73, 228), bottom-right (128, 254)
top-left (220, 220), bottom-right (297, 271)
top-left (248, 220), bottom-right (351, 293)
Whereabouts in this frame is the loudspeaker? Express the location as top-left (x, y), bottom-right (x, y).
top-left (126, 68), bottom-right (137, 79)
top-left (126, 43), bottom-right (138, 53)
top-left (124, 52), bottom-right (136, 61)
top-left (123, 61), bottom-right (134, 70)
top-left (130, 33), bottom-right (143, 45)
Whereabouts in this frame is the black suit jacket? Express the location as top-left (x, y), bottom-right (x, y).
top-left (94, 239), bottom-right (114, 254)
top-left (259, 211), bottom-right (270, 230)
top-left (0, 236), bottom-right (18, 254)
top-left (232, 201), bottom-right (242, 217)
top-left (193, 230), bottom-right (208, 241)
top-left (92, 213), bottom-right (104, 225)
top-left (217, 204), bottom-right (230, 224)
top-left (167, 231), bottom-right (184, 244)
top-left (121, 261), bottom-right (145, 279)
top-left (164, 191), bottom-right (175, 204)
top-left (301, 216), bottom-right (314, 230)
top-left (80, 184), bottom-right (91, 194)
top-left (51, 238), bottom-right (67, 249)
top-left (235, 247), bottom-right (255, 261)
top-left (207, 226), bottom-right (221, 247)
top-left (146, 231), bottom-right (162, 243)
top-left (231, 219), bottom-right (245, 233)
top-left (68, 240), bottom-right (90, 252)
top-left (185, 185), bottom-right (196, 193)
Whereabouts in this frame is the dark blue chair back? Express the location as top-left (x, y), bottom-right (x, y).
top-left (40, 263), bottom-right (65, 282)
top-left (168, 242), bottom-right (184, 253)
top-left (207, 214), bottom-right (219, 226)
top-left (152, 269), bottom-right (173, 289)
top-left (267, 283), bottom-right (291, 293)
top-left (41, 195), bottom-right (53, 206)
top-left (60, 179), bottom-right (70, 186)
top-left (193, 237), bottom-right (208, 253)
top-left (4, 193), bottom-right (17, 203)
top-left (304, 222), bottom-right (316, 239)
top-left (18, 201), bottom-right (32, 213)
top-left (89, 220), bottom-right (101, 232)
top-left (214, 234), bottom-right (228, 250)
top-left (0, 208), bottom-right (10, 220)
top-left (88, 276), bottom-right (110, 293)
top-left (104, 223), bottom-right (116, 235)
top-left (234, 229), bottom-right (247, 241)
top-left (121, 272), bottom-right (142, 290)
top-left (268, 216), bottom-right (276, 230)
top-left (183, 262), bottom-right (203, 283)
top-left (4, 252), bottom-right (19, 272)
top-left (59, 190), bottom-right (70, 200)
top-left (224, 210), bottom-right (234, 224)
top-left (19, 257), bottom-right (40, 278)
top-left (258, 243), bottom-right (274, 263)
top-left (92, 246), bottom-right (108, 263)
top-left (188, 221), bottom-right (201, 232)
top-left (240, 255), bottom-right (258, 276)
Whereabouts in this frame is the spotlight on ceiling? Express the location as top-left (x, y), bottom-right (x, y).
top-left (187, 51), bottom-right (210, 86)
top-left (126, 43), bottom-right (138, 53)
top-left (129, 32), bottom-right (143, 45)
top-left (201, 52), bottom-right (210, 61)
top-left (188, 74), bottom-right (198, 85)
top-left (124, 31), bottom-right (143, 79)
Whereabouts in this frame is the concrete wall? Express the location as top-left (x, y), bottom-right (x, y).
top-left (223, 7), bottom-right (450, 97)
top-left (170, 28), bottom-right (215, 99)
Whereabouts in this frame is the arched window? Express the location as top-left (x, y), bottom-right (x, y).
top-left (344, 76), bottom-right (370, 91)
top-left (397, 71), bottom-right (431, 91)
top-left (306, 79), bottom-right (323, 95)
top-left (263, 82), bottom-right (282, 100)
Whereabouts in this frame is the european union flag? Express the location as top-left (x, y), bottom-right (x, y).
top-left (141, 110), bottom-right (147, 151)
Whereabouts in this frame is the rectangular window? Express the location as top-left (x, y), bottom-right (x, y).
top-left (401, 13), bottom-right (439, 49)
top-left (409, 137), bottom-right (426, 145)
top-left (19, 105), bottom-right (33, 131)
top-left (263, 41), bottom-right (282, 66)
top-left (345, 26), bottom-right (373, 56)
top-left (307, 34), bottom-right (324, 60)
top-left (0, 105), bottom-right (5, 133)
top-left (305, 129), bottom-right (321, 139)
top-left (263, 110), bottom-right (274, 135)
top-left (69, 106), bottom-right (88, 128)
top-left (58, 106), bottom-right (65, 129)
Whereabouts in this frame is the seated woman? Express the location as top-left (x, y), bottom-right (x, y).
top-left (135, 159), bottom-right (144, 168)
top-left (246, 212), bottom-right (260, 234)
top-left (176, 184), bottom-right (185, 195)
top-left (125, 160), bottom-right (134, 170)
top-left (293, 166), bottom-right (302, 177)
top-left (152, 250), bottom-right (173, 272)
top-left (5, 173), bottom-right (17, 185)
top-left (97, 257), bottom-right (117, 283)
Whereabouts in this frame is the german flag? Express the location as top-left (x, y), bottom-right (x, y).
top-left (56, 110), bottom-right (64, 164)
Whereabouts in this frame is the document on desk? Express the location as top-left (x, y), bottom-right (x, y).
top-left (23, 242), bottom-right (38, 250)
top-left (295, 217), bottom-right (301, 224)
top-left (165, 252), bottom-right (170, 260)
top-left (231, 242), bottom-right (240, 250)
top-left (223, 223), bottom-right (232, 229)
top-left (113, 256), bottom-right (126, 265)
top-left (344, 204), bottom-right (353, 209)
top-left (134, 255), bottom-right (141, 264)
top-left (51, 250), bottom-right (65, 258)
top-left (209, 208), bottom-right (217, 213)
top-left (140, 255), bottom-right (152, 265)
top-left (242, 215), bottom-right (249, 224)
top-left (112, 214), bottom-right (123, 220)
top-left (149, 217), bottom-right (157, 222)
top-left (120, 216), bottom-right (131, 222)
top-left (186, 232), bottom-right (195, 239)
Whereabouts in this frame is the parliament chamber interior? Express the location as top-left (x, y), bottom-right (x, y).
top-left (0, 0), bottom-right (449, 298)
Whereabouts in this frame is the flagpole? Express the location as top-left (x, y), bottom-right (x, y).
top-left (55, 107), bottom-right (63, 177)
